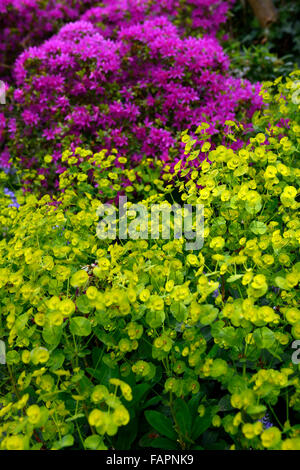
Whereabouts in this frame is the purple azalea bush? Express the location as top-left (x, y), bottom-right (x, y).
top-left (0, 0), bottom-right (235, 82)
top-left (1, 14), bottom-right (262, 190)
top-left (81, 0), bottom-right (235, 38)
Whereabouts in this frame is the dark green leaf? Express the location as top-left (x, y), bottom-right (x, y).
top-left (145, 410), bottom-right (177, 441)
top-left (173, 398), bottom-right (192, 441)
top-left (191, 415), bottom-right (211, 440)
top-left (140, 434), bottom-right (178, 450)
top-left (70, 317), bottom-right (91, 337)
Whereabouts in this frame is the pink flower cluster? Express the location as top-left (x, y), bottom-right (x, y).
top-left (81, 0), bottom-right (235, 38)
top-left (1, 15), bottom-right (262, 185)
top-left (0, 0), bottom-right (234, 81)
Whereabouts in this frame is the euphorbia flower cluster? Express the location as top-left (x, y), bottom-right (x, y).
top-left (0, 74), bottom-right (299, 451)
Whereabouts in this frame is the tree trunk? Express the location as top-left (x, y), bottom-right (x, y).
top-left (247, 0), bottom-right (278, 28)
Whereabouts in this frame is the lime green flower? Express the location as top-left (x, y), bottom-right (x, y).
top-left (70, 270), bottom-right (89, 288)
top-left (26, 405), bottom-right (41, 424)
top-left (261, 427), bottom-right (281, 448)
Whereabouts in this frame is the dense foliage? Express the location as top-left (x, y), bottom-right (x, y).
top-left (0, 73), bottom-right (299, 451)
top-left (226, 0), bottom-right (300, 81)
top-left (0, 0), bottom-right (299, 452)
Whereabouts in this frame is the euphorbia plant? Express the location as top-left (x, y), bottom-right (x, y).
top-left (0, 73), bottom-right (299, 451)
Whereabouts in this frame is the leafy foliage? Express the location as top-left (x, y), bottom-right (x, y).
top-left (225, 0), bottom-right (300, 81)
top-left (0, 74), bottom-right (299, 450)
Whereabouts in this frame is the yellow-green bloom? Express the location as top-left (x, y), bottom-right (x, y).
top-left (70, 270), bottom-right (89, 288)
top-left (261, 427), bottom-right (281, 448)
top-left (26, 404), bottom-right (41, 424)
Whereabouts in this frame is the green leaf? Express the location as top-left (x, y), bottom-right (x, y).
top-left (15, 313), bottom-right (29, 332)
top-left (142, 396), bottom-right (162, 410)
top-left (139, 434), bottom-right (178, 450)
top-left (65, 413), bottom-right (85, 422)
top-left (6, 350), bottom-right (20, 365)
top-left (145, 310), bottom-right (165, 328)
top-left (275, 276), bottom-right (290, 290)
top-left (84, 435), bottom-right (107, 450)
top-left (42, 325), bottom-right (62, 347)
top-left (48, 350), bottom-right (65, 370)
top-left (206, 344), bottom-right (220, 358)
top-left (218, 395), bottom-right (233, 412)
top-left (144, 410), bottom-right (177, 441)
top-left (102, 354), bottom-right (118, 369)
top-left (86, 367), bottom-right (103, 382)
top-left (253, 327), bottom-right (276, 349)
top-left (207, 344), bottom-right (219, 358)
top-left (293, 262), bottom-right (300, 273)
top-left (170, 302), bottom-right (188, 322)
top-left (53, 434), bottom-right (74, 450)
top-left (130, 383), bottom-right (151, 407)
top-left (201, 430), bottom-right (218, 449)
top-left (115, 418), bottom-right (138, 450)
top-left (70, 317), bottom-right (92, 336)
top-left (173, 398), bottom-right (192, 441)
top-left (78, 375), bottom-right (93, 395)
top-left (216, 326), bottom-right (243, 347)
top-left (245, 194), bottom-right (262, 214)
top-left (199, 304), bottom-right (219, 325)
top-left (210, 358), bottom-right (228, 377)
top-left (76, 295), bottom-right (92, 314)
top-left (250, 221), bottom-right (267, 235)
top-left (233, 165), bottom-right (248, 177)
top-left (246, 405), bottom-right (267, 419)
top-left (191, 415), bottom-right (211, 440)
top-left (188, 395), bottom-right (202, 417)
top-left (226, 274), bottom-right (244, 283)
top-left (86, 360), bottom-right (117, 384)
top-left (207, 440), bottom-right (228, 450)
top-left (228, 375), bottom-right (248, 394)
